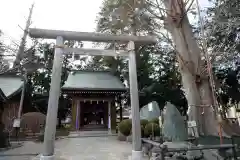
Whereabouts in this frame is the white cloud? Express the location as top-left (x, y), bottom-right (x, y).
top-left (0, 0), bottom-right (210, 50)
top-left (0, 0), bottom-right (103, 47)
top-left (199, 0), bottom-right (211, 8)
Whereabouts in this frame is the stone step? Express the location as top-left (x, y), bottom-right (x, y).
top-left (68, 131), bottom-right (117, 138)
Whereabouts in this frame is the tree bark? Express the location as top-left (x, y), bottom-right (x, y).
top-left (163, 0), bottom-right (226, 136)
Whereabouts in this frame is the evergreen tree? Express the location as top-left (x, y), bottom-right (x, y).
top-left (91, 0), bottom-right (188, 113)
top-left (206, 0), bottom-right (240, 117)
top-left (206, 0), bottom-right (240, 67)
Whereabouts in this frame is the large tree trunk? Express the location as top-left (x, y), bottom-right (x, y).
top-left (163, 0), bottom-right (226, 136)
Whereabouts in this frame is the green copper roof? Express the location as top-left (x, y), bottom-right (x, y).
top-left (62, 70), bottom-right (126, 90)
top-left (0, 76), bottom-right (23, 98)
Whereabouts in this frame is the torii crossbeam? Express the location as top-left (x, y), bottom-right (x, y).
top-left (29, 28), bottom-right (156, 44)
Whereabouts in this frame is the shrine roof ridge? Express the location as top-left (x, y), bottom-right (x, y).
top-left (62, 69), bottom-right (127, 91)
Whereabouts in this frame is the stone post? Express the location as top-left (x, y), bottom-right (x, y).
top-left (40, 36), bottom-right (64, 160)
top-left (128, 41), bottom-right (142, 160)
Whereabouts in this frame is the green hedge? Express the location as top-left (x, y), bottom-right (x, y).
top-left (144, 122), bottom-right (160, 137)
top-left (149, 118), bottom-right (159, 125)
top-left (118, 119), bottom-right (132, 136)
top-left (140, 119), bottom-right (149, 128)
top-left (118, 118), bottom-right (160, 138)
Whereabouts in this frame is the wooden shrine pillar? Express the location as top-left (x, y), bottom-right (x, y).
top-left (108, 100), bottom-right (116, 134)
top-left (71, 99), bottom-right (81, 131)
top-left (120, 104), bottom-right (123, 121)
top-left (111, 101), bottom-right (117, 133)
top-left (108, 100), bottom-right (111, 133)
top-left (76, 100), bottom-right (80, 130)
top-left (71, 99), bottom-right (76, 130)
top-left (116, 96), bottom-right (123, 121)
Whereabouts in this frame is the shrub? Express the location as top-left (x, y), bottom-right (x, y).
top-left (118, 119), bottom-right (132, 136)
top-left (21, 112), bottom-right (46, 134)
top-left (144, 122), bottom-right (160, 137)
top-left (140, 119), bottom-right (149, 128)
top-left (149, 118), bottom-right (159, 125)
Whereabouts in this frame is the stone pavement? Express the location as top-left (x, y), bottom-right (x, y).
top-left (0, 141), bottom-right (42, 160)
top-left (53, 136), bottom-right (133, 160)
top-left (0, 136), bottom-right (139, 160)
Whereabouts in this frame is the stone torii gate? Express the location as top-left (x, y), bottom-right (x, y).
top-left (29, 28), bottom-right (156, 160)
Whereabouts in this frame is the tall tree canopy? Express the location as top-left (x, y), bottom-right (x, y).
top-left (0, 30), bottom-right (9, 73)
top-left (91, 0), bottom-right (188, 114)
top-left (30, 43), bottom-right (72, 95)
top-left (28, 41), bottom-right (87, 126)
top-left (206, 0), bottom-right (240, 67)
top-left (206, 0), bottom-right (240, 116)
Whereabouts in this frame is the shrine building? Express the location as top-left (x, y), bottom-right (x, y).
top-left (62, 70), bottom-right (127, 133)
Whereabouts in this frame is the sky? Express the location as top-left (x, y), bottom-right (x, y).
top-left (0, 0), bottom-right (103, 48)
top-left (0, 0), bottom-right (210, 57)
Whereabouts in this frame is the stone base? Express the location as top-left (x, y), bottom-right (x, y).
top-left (108, 129), bottom-right (116, 135)
top-left (126, 135), bottom-right (132, 143)
top-left (117, 132), bottom-right (126, 141)
top-left (40, 155), bottom-right (54, 160)
top-left (128, 150), bottom-right (143, 160)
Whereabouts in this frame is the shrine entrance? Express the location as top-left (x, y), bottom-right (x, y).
top-left (80, 101), bottom-right (107, 130)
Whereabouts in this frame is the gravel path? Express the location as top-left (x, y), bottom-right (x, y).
top-left (0, 136), bottom-right (138, 160)
top-left (54, 136), bottom-right (133, 160)
top-left (0, 141), bottom-right (42, 160)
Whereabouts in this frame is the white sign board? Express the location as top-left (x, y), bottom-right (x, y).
top-left (187, 120), bottom-right (199, 138)
top-left (13, 119), bottom-right (21, 128)
top-left (159, 116), bottom-right (163, 128)
top-left (187, 121), bottom-right (197, 128)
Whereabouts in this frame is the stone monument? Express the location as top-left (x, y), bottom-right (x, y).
top-left (140, 101), bottom-right (160, 120)
top-left (162, 102), bottom-right (188, 141)
top-left (148, 102), bottom-right (224, 160)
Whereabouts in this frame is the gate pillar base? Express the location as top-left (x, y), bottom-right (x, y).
top-left (128, 150), bottom-right (143, 160)
top-left (40, 155), bottom-right (54, 160)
